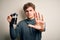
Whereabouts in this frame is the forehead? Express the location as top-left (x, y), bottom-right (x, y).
top-left (26, 7), bottom-right (34, 11)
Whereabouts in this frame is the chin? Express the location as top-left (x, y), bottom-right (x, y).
top-left (27, 16), bottom-right (34, 19)
top-left (27, 17), bottom-right (31, 19)
top-left (28, 17), bottom-right (33, 19)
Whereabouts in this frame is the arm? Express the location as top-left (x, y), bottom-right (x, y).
top-left (10, 23), bottom-right (16, 40)
top-left (10, 23), bottom-right (20, 40)
top-left (7, 16), bottom-right (21, 40)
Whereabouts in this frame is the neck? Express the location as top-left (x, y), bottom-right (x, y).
top-left (27, 17), bottom-right (34, 20)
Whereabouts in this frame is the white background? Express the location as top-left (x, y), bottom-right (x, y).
top-left (0, 0), bottom-right (60, 40)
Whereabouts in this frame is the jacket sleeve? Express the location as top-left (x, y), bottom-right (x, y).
top-left (10, 22), bottom-right (21, 40)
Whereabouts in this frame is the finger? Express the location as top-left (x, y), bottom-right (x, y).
top-left (41, 14), bottom-right (44, 21)
top-left (34, 12), bottom-right (37, 20)
top-left (7, 16), bottom-right (12, 22)
top-left (38, 12), bottom-right (40, 20)
top-left (28, 24), bottom-right (34, 28)
top-left (36, 12), bottom-right (38, 20)
top-left (36, 12), bottom-right (40, 20)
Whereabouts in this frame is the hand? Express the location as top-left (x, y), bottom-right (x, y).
top-left (34, 12), bottom-right (44, 27)
top-left (7, 16), bottom-right (12, 23)
top-left (28, 12), bottom-right (45, 31)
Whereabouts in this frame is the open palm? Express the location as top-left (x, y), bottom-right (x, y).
top-left (28, 12), bottom-right (45, 31)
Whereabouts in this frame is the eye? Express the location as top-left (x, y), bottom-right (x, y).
top-left (30, 10), bottom-right (32, 11)
top-left (25, 10), bottom-right (28, 12)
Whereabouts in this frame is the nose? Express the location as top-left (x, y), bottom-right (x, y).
top-left (28, 11), bottom-right (31, 14)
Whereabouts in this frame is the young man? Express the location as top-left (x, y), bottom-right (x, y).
top-left (7, 2), bottom-right (46, 40)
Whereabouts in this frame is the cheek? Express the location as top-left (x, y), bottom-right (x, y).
top-left (30, 13), bottom-right (34, 17)
top-left (31, 12), bottom-right (35, 16)
top-left (25, 13), bottom-right (28, 16)
top-left (31, 13), bottom-right (34, 16)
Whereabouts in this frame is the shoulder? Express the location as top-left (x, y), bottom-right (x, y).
top-left (17, 19), bottom-right (27, 25)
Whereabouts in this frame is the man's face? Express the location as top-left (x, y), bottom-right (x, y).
top-left (25, 7), bottom-right (35, 19)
